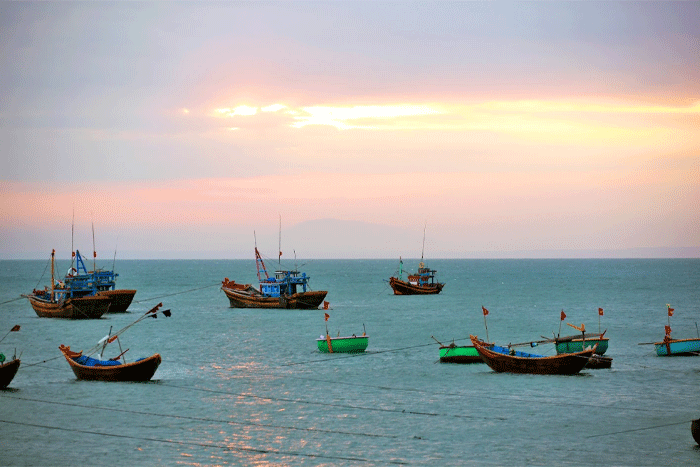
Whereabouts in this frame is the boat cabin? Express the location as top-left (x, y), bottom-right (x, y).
top-left (259, 270), bottom-right (310, 297)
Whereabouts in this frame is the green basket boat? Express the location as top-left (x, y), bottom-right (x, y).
top-left (317, 334), bottom-right (369, 353)
top-left (439, 344), bottom-right (484, 363)
top-left (554, 337), bottom-right (609, 355)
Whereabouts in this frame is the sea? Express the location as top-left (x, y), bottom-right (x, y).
top-left (1, 258), bottom-right (699, 466)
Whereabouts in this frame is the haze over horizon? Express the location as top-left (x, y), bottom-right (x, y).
top-left (2, 2), bottom-right (698, 260)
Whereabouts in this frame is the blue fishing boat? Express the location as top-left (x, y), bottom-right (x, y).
top-left (654, 337), bottom-right (700, 356)
top-left (652, 305), bottom-right (700, 356)
top-left (64, 250), bottom-right (136, 312)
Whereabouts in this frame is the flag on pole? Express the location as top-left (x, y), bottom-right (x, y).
top-left (323, 301), bottom-right (329, 310)
top-left (665, 325), bottom-right (672, 337)
top-left (667, 306), bottom-right (674, 317)
top-left (324, 313), bottom-right (330, 321)
top-left (598, 308), bottom-right (604, 316)
top-left (560, 310), bottom-right (566, 321)
top-left (10, 325), bottom-right (20, 332)
top-left (482, 306), bottom-right (489, 316)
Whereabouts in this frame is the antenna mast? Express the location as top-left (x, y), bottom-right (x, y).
top-left (421, 222), bottom-right (427, 261)
top-left (91, 217), bottom-right (97, 272)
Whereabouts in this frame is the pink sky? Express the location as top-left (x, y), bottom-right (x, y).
top-left (1, 2), bottom-right (698, 259)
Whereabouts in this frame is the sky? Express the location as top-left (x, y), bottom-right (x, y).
top-left (1, 2), bottom-right (699, 260)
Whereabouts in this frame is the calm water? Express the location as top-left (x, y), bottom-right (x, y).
top-left (1, 258), bottom-right (699, 466)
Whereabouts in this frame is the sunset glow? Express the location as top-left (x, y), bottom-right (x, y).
top-left (1, 2), bottom-right (698, 259)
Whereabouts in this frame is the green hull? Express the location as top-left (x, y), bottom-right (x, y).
top-left (317, 335), bottom-right (368, 353)
top-left (439, 345), bottom-right (483, 363)
top-left (555, 338), bottom-right (608, 355)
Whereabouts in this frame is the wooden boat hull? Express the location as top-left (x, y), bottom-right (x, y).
top-left (222, 285), bottom-right (327, 309)
top-left (27, 295), bottom-right (111, 319)
top-left (389, 277), bottom-right (444, 295)
top-left (470, 335), bottom-right (594, 375)
top-left (0, 359), bottom-right (21, 389)
top-left (555, 338), bottom-right (609, 355)
top-left (317, 335), bottom-right (369, 353)
top-left (692, 419), bottom-right (700, 445)
top-left (97, 289), bottom-right (137, 312)
top-left (59, 345), bottom-right (161, 381)
top-left (653, 337), bottom-right (700, 356)
top-left (585, 355), bottom-right (612, 369)
top-left (439, 345), bottom-right (483, 363)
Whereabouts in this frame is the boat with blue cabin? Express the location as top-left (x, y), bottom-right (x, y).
top-left (64, 249), bottom-right (136, 312)
top-left (221, 247), bottom-right (327, 309)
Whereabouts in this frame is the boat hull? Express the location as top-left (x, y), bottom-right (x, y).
top-left (27, 295), bottom-right (111, 319)
top-left (439, 345), bottom-right (483, 363)
top-left (389, 277), bottom-right (444, 295)
top-left (555, 338), bottom-right (609, 355)
top-left (97, 289), bottom-right (137, 312)
top-left (692, 419), bottom-right (700, 446)
top-left (470, 335), bottom-right (593, 375)
top-left (60, 346), bottom-right (161, 381)
top-left (653, 337), bottom-right (700, 356)
top-left (222, 285), bottom-right (327, 309)
top-left (0, 359), bottom-right (21, 388)
top-left (317, 336), bottom-right (369, 353)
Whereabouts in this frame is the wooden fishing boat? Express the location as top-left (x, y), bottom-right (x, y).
top-left (439, 344), bottom-right (483, 363)
top-left (0, 358), bottom-right (21, 389)
top-left (389, 259), bottom-right (444, 295)
top-left (26, 290), bottom-right (111, 319)
top-left (470, 335), bottom-right (594, 375)
top-left (59, 345), bottom-right (160, 382)
top-left (221, 244), bottom-right (327, 309)
top-left (653, 337), bottom-right (700, 356)
top-left (24, 249), bottom-right (111, 319)
top-left (585, 355), bottom-right (612, 369)
top-left (317, 334), bottom-right (369, 353)
top-left (58, 303), bottom-right (169, 382)
top-left (66, 249), bottom-right (136, 312)
top-left (692, 419), bottom-right (700, 445)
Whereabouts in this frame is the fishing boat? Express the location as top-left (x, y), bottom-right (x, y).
top-left (389, 258), bottom-right (444, 295)
top-left (0, 358), bottom-right (21, 388)
top-left (653, 337), bottom-right (700, 356)
top-left (651, 305), bottom-right (700, 356)
top-left (24, 250), bottom-right (112, 319)
top-left (221, 244), bottom-right (327, 309)
top-left (389, 226), bottom-right (444, 295)
top-left (58, 303), bottom-right (170, 382)
top-left (0, 325), bottom-right (22, 388)
top-left (692, 419), bottom-right (700, 446)
top-left (59, 345), bottom-right (161, 381)
top-left (553, 333), bottom-right (609, 355)
top-left (317, 334), bottom-right (369, 353)
top-left (438, 344), bottom-right (482, 363)
top-left (64, 250), bottom-right (136, 312)
top-left (470, 335), bottom-right (594, 375)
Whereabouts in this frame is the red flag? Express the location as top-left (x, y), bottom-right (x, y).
top-left (10, 325), bottom-right (20, 332)
top-left (665, 325), bottom-right (672, 337)
top-left (560, 310), bottom-right (566, 321)
top-left (323, 301), bottom-right (329, 310)
top-left (482, 306), bottom-right (489, 316)
top-left (598, 308), bottom-right (604, 316)
top-left (324, 313), bottom-right (330, 321)
top-left (668, 307), bottom-right (674, 317)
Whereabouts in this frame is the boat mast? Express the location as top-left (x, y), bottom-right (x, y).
top-left (278, 214), bottom-right (282, 265)
top-left (421, 223), bottom-right (426, 262)
top-left (254, 231), bottom-right (269, 281)
top-left (71, 209), bottom-right (75, 273)
top-left (91, 218), bottom-right (97, 272)
top-left (50, 249), bottom-right (55, 300)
